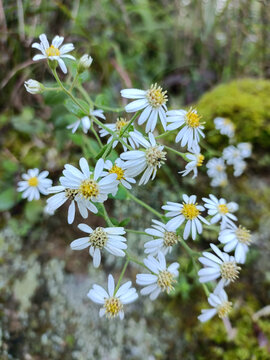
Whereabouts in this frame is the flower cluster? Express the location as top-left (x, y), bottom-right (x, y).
top-left (17, 33), bottom-right (253, 325)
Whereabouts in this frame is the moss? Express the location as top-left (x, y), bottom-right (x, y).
top-left (197, 79), bottom-right (270, 149)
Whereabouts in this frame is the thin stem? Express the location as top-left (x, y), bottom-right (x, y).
top-left (155, 130), bottom-right (175, 139)
top-left (102, 140), bottom-right (114, 159)
top-left (100, 204), bottom-right (114, 227)
top-left (126, 229), bottom-right (149, 236)
top-left (94, 103), bottom-right (124, 113)
top-left (120, 111), bottom-right (140, 138)
top-left (69, 72), bottom-right (80, 91)
top-left (124, 188), bottom-right (163, 219)
top-left (114, 258), bottom-right (130, 294)
top-left (163, 145), bottom-right (189, 161)
top-left (76, 83), bottom-right (94, 107)
top-left (126, 252), bottom-right (150, 271)
top-left (91, 125), bottom-right (103, 148)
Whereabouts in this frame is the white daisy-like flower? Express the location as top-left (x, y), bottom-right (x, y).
top-left (210, 173), bottom-right (228, 188)
top-left (179, 145), bottom-right (204, 179)
top-left (162, 194), bottom-right (209, 240)
top-left (222, 145), bottom-right (242, 165)
top-left (78, 54), bottom-right (93, 70)
top-left (202, 194), bottom-right (238, 229)
top-left (166, 107), bottom-right (205, 150)
top-left (104, 158), bottom-right (136, 192)
top-left (99, 118), bottom-right (143, 151)
top-left (144, 219), bottom-right (179, 256)
top-left (32, 34), bottom-right (75, 74)
top-left (67, 109), bottom-right (105, 134)
top-left (120, 132), bottom-right (166, 185)
top-left (206, 157), bottom-right (226, 178)
top-left (238, 142), bottom-right (252, 158)
top-left (198, 243), bottom-right (241, 286)
top-left (60, 157), bottom-right (118, 213)
top-left (24, 79), bottom-right (44, 94)
top-left (46, 185), bottom-right (92, 224)
top-left (233, 159), bottom-right (247, 177)
top-left (121, 84), bottom-right (168, 133)
top-left (17, 169), bottom-right (52, 201)
top-left (198, 286), bottom-right (232, 322)
top-left (218, 223), bottom-right (251, 264)
top-left (214, 117), bottom-right (235, 138)
top-left (136, 252), bottom-right (179, 300)
top-left (87, 274), bottom-right (138, 319)
top-left (70, 224), bottom-right (127, 268)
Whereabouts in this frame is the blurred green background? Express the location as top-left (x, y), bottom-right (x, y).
top-left (1, 0), bottom-right (270, 359)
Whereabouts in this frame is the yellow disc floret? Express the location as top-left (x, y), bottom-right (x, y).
top-left (28, 177), bottom-right (39, 187)
top-left (220, 261), bottom-right (240, 282)
top-left (185, 108), bottom-right (202, 128)
top-left (145, 146), bottom-right (166, 168)
top-left (197, 154), bottom-right (204, 167)
top-left (104, 297), bottom-right (123, 318)
top-left (146, 83), bottom-right (168, 108)
top-left (89, 227), bottom-right (108, 249)
top-left (218, 204), bottom-right (229, 214)
top-left (181, 203), bottom-right (200, 220)
top-left (116, 118), bottom-right (128, 131)
top-left (46, 45), bottom-right (60, 57)
top-left (109, 164), bottom-right (125, 180)
top-left (79, 179), bottom-right (99, 199)
top-left (163, 231), bottom-right (178, 247)
top-left (217, 301), bottom-right (232, 318)
top-left (157, 270), bottom-right (176, 293)
top-left (235, 226), bottom-right (251, 245)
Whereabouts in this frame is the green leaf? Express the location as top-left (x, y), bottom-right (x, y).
top-left (0, 188), bottom-right (17, 211)
top-left (119, 218), bottom-right (130, 227)
top-left (25, 200), bottom-right (44, 223)
top-left (64, 99), bottom-right (89, 117)
top-left (112, 186), bottom-right (127, 200)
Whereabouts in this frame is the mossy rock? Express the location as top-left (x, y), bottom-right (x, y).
top-left (197, 79), bottom-right (270, 149)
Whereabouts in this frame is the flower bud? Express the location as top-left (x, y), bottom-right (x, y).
top-left (78, 54), bottom-right (93, 72)
top-left (24, 79), bottom-right (44, 94)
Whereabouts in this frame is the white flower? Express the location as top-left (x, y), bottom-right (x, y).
top-left (104, 158), bottom-right (136, 191)
top-left (67, 109), bottom-right (105, 134)
top-left (198, 243), bottom-right (241, 286)
top-left (121, 84), bottom-right (168, 133)
top-left (222, 145), bottom-right (242, 165)
top-left (166, 107), bottom-right (205, 150)
top-left (70, 224), bottom-right (127, 268)
top-left (79, 54), bottom-right (93, 69)
top-left (99, 118), bottom-right (142, 151)
top-left (17, 169), bottom-right (52, 201)
top-left (202, 194), bottom-right (238, 229)
top-left (162, 194), bottom-right (209, 240)
top-left (233, 159), bottom-right (247, 177)
top-left (198, 286), bottom-right (232, 322)
top-left (136, 252), bottom-right (179, 300)
top-left (24, 79), bottom-right (44, 94)
top-left (206, 157), bottom-right (226, 178)
top-left (238, 142), bottom-right (252, 158)
top-left (179, 145), bottom-right (204, 179)
top-left (87, 274), bottom-right (138, 319)
top-left (120, 133), bottom-right (166, 185)
top-left (144, 219), bottom-right (179, 256)
top-left (210, 173), bottom-right (228, 188)
top-left (214, 117), bottom-right (235, 138)
top-left (46, 185), bottom-right (91, 224)
top-left (32, 33), bottom-right (75, 73)
top-left (218, 223), bottom-right (251, 264)
top-left (60, 157), bottom-right (118, 213)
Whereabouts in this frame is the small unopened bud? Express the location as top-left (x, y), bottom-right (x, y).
top-left (24, 79), bottom-right (44, 94)
top-left (78, 54), bottom-right (93, 72)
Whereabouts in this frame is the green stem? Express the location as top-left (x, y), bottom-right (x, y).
top-left (114, 258), bottom-right (130, 294)
top-left (126, 229), bottom-right (149, 236)
top-left (69, 72), bottom-right (80, 91)
top-left (76, 84), bottom-right (94, 107)
top-left (91, 125), bottom-right (103, 148)
top-left (100, 204), bottom-right (114, 227)
top-left (120, 111), bottom-right (140, 138)
top-left (94, 103), bottom-right (124, 113)
top-left (163, 145), bottom-right (189, 161)
top-left (155, 130), bottom-right (175, 139)
top-left (102, 140), bottom-right (114, 159)
top-left (126, 252), bottom-right (150, 271)
top-left (124, 187), bottom-right (163, 219)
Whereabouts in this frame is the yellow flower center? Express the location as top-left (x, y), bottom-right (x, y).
top-left (163, 231), bottom-right (178, 247)
top-left (146, 83), bottom-right (168, 108)
top-left (197, 154), bottom-right (204, 167)
top-left (46, 45), bottom-right (60, 57)
top-left (89, 227), bottom-right (108, 248)
top-left (218, 204), bottom-right (229, 214)
top-left (235, 226), bottom-right (251, 245)
top-left (185, 108), bottom-right (202, 128)
top-left (217, 301), bottom-right (232, 318)
top-left (145, 146), bottom-right (166, 168)
top-left (116, 118), bottom-right (128, 131)
top-left (28, 177), bottom-right (39, 187)
top-left (181, 203), bottom-right (200, 220)
top-left (220, 261), bottom-right (240, 281)
top-left (216, 165), bottom-right (224, 172)
top-left (157, 270), bottom-right (176, 293)
top-left (104, 297), bottom-right (123, 318)
top-left (109, 164), bottom-right (125, 180)
top-left (65, 188), bottom-right (79, 200)
top-left (79, 179), bottom-right (99, 199)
